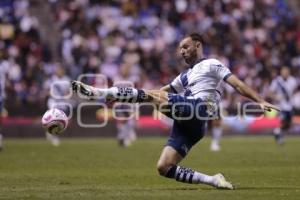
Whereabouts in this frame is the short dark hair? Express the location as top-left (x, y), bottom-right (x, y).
top-left (189, 33), bottom-right (203, 43)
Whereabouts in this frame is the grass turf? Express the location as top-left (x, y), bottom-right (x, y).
top-left (0, 136), bottom-right (299, 200)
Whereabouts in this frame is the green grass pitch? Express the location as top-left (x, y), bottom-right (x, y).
top-left (0, 136), bottom-right (300, 200)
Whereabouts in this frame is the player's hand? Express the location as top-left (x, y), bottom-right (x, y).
top-left (259, 101), bottom-right (280, 112)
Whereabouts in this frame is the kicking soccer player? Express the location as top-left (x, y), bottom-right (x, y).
top-left (72, 33), bottom-right (279, 189)
top-left (269, 66), bottom-right (297, 144)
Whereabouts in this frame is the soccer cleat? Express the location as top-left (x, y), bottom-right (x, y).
top-left (72, 81), bottom-right (134, 102)
top-left (213, 173), bottom-right (234, 190)
top-left (72, 80), bottom-right (104, 99)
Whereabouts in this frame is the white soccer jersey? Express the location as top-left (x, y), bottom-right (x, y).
top-left (170, 58), bottom-right (232, 103)
top-left (269, 76), bottom-right (297, 111)
top-left (44, 75), bottom-right (71, 109)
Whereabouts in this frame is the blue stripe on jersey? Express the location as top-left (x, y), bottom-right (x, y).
top-left (180, 70), bottom-right (188, 88)
top-left (54, 84), bottom-right (65, 95)
top-left (184, 89), bottom-right (192, 96)
top-left (276, 80), bottom-right (290, 101)
top-left (169, 84), bottom-right (178, 94)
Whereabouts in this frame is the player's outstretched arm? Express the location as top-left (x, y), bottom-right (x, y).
top-left (225, 75), bottom-right (280, 112)
top-left (160, 85), bottom-right (171, 92)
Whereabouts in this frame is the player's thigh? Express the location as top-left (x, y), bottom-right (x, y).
top-left (157, 146), bottom-right (183, 170)
top-left (144, 90), bottom-right (169, 105)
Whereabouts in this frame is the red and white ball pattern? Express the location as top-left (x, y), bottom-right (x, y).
top-left (42, 108), bottom-right (68, 135)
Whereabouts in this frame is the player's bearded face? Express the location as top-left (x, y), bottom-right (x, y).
top-left (179, 38), bottom-right (198, 64)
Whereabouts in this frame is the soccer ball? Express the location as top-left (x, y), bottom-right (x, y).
top-left (42, 108), bottom-right (68, 135)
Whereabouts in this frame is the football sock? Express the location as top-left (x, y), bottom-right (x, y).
top-left (99, 87), bottom-right (147, 103)
top-left (212, 127), bottom-right (222, 145)
top-left (273, 127), bottom-right (284, 144)
top-left (273, 127), bottom-right (281, 136)
top-left (46, 132), bottom-right (60, 147)
top-left (0, 134), bottom-right (3, 150)
top-left (165, 165), bottom-right (216, 186)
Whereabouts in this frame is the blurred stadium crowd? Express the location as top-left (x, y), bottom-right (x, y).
top-left (0, 0), bottom-right (300, 115)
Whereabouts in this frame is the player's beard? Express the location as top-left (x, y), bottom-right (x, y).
top-left (184, 54), bottom-right (197, 65)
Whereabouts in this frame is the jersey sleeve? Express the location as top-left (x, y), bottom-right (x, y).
top-left (170, 74), bottom-right (184, 94)
top-left (210, 59), bottom-right (232, 81)
top-left (291, 77), bottom-right (298, 91)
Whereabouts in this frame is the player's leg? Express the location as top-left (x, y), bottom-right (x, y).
top-left (124, 119), bottom-right (137, 146)
top-left (273, 112), bottom-right (283, 144)
top-left (273, 126), bottom-right (283, 144)
top-left (0, 100), bottom-right (4, 151)
top-left (46, 132), bottom-right (61, 146)
top-left (72, 81), bottom-right (168, 106)
top-left (273, 111), bottom-right (291, 145)
top-left (128, 119), bottom-right (137, 144)
top-left (115, 105), bottom-right (137, 147)
top-left (210, 119), bottom-right (222, 151)
top-left (157, 146), bottom-right (214, 185)
top-left (156, 146), bottom-right (233, 189)
top-left (0, 133), bottom-right (3, 152)
top-left (157, 116), bottom-right (233, 189)
top-left (116, 120), bottom-right (133, 147)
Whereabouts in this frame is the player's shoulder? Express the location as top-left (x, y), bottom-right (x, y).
top-left (0, 61), bottom-right (9, 74)
top-left (289, 76), bottom-right (298, 88)
top-left (192, 58), bottom-right (227, 74)
top-left (289, 76), bottom-right (297, 82)
top-left (200, 58), bottom-right (224, 66)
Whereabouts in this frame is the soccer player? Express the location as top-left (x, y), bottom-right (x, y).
top-left (0, 96), bottom-right (3, 152)
top-left (44, 67), bottom-right (71, 146)
top-left (113, 64), bottom-right (138, 147)
top-left (72, 33), bottom-right (279, 189)
top-left (0, 62), bottom-right (9, 151)
top-left (269, 66), bottom-right (297, 144)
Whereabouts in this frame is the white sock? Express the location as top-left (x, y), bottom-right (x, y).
top-left (194, 171), bottom-right (216, 186)
top-left (46, 132), bottom-right (60, 146)
top-left (273, 127), bottom-right (282, 135)
top-left (212, 127), bottom-right (222, 145)
top-left (99, 87), bottom-right (144, 103)
top-left (0, 134), bottom-right (3, 148)
top-left (165, 165), bottom-right (216, 186)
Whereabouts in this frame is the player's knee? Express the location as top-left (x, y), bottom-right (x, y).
top-left (145, 90), bottom-right (168, 104)
top-left (156, 162), bottom-right (172, 176)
